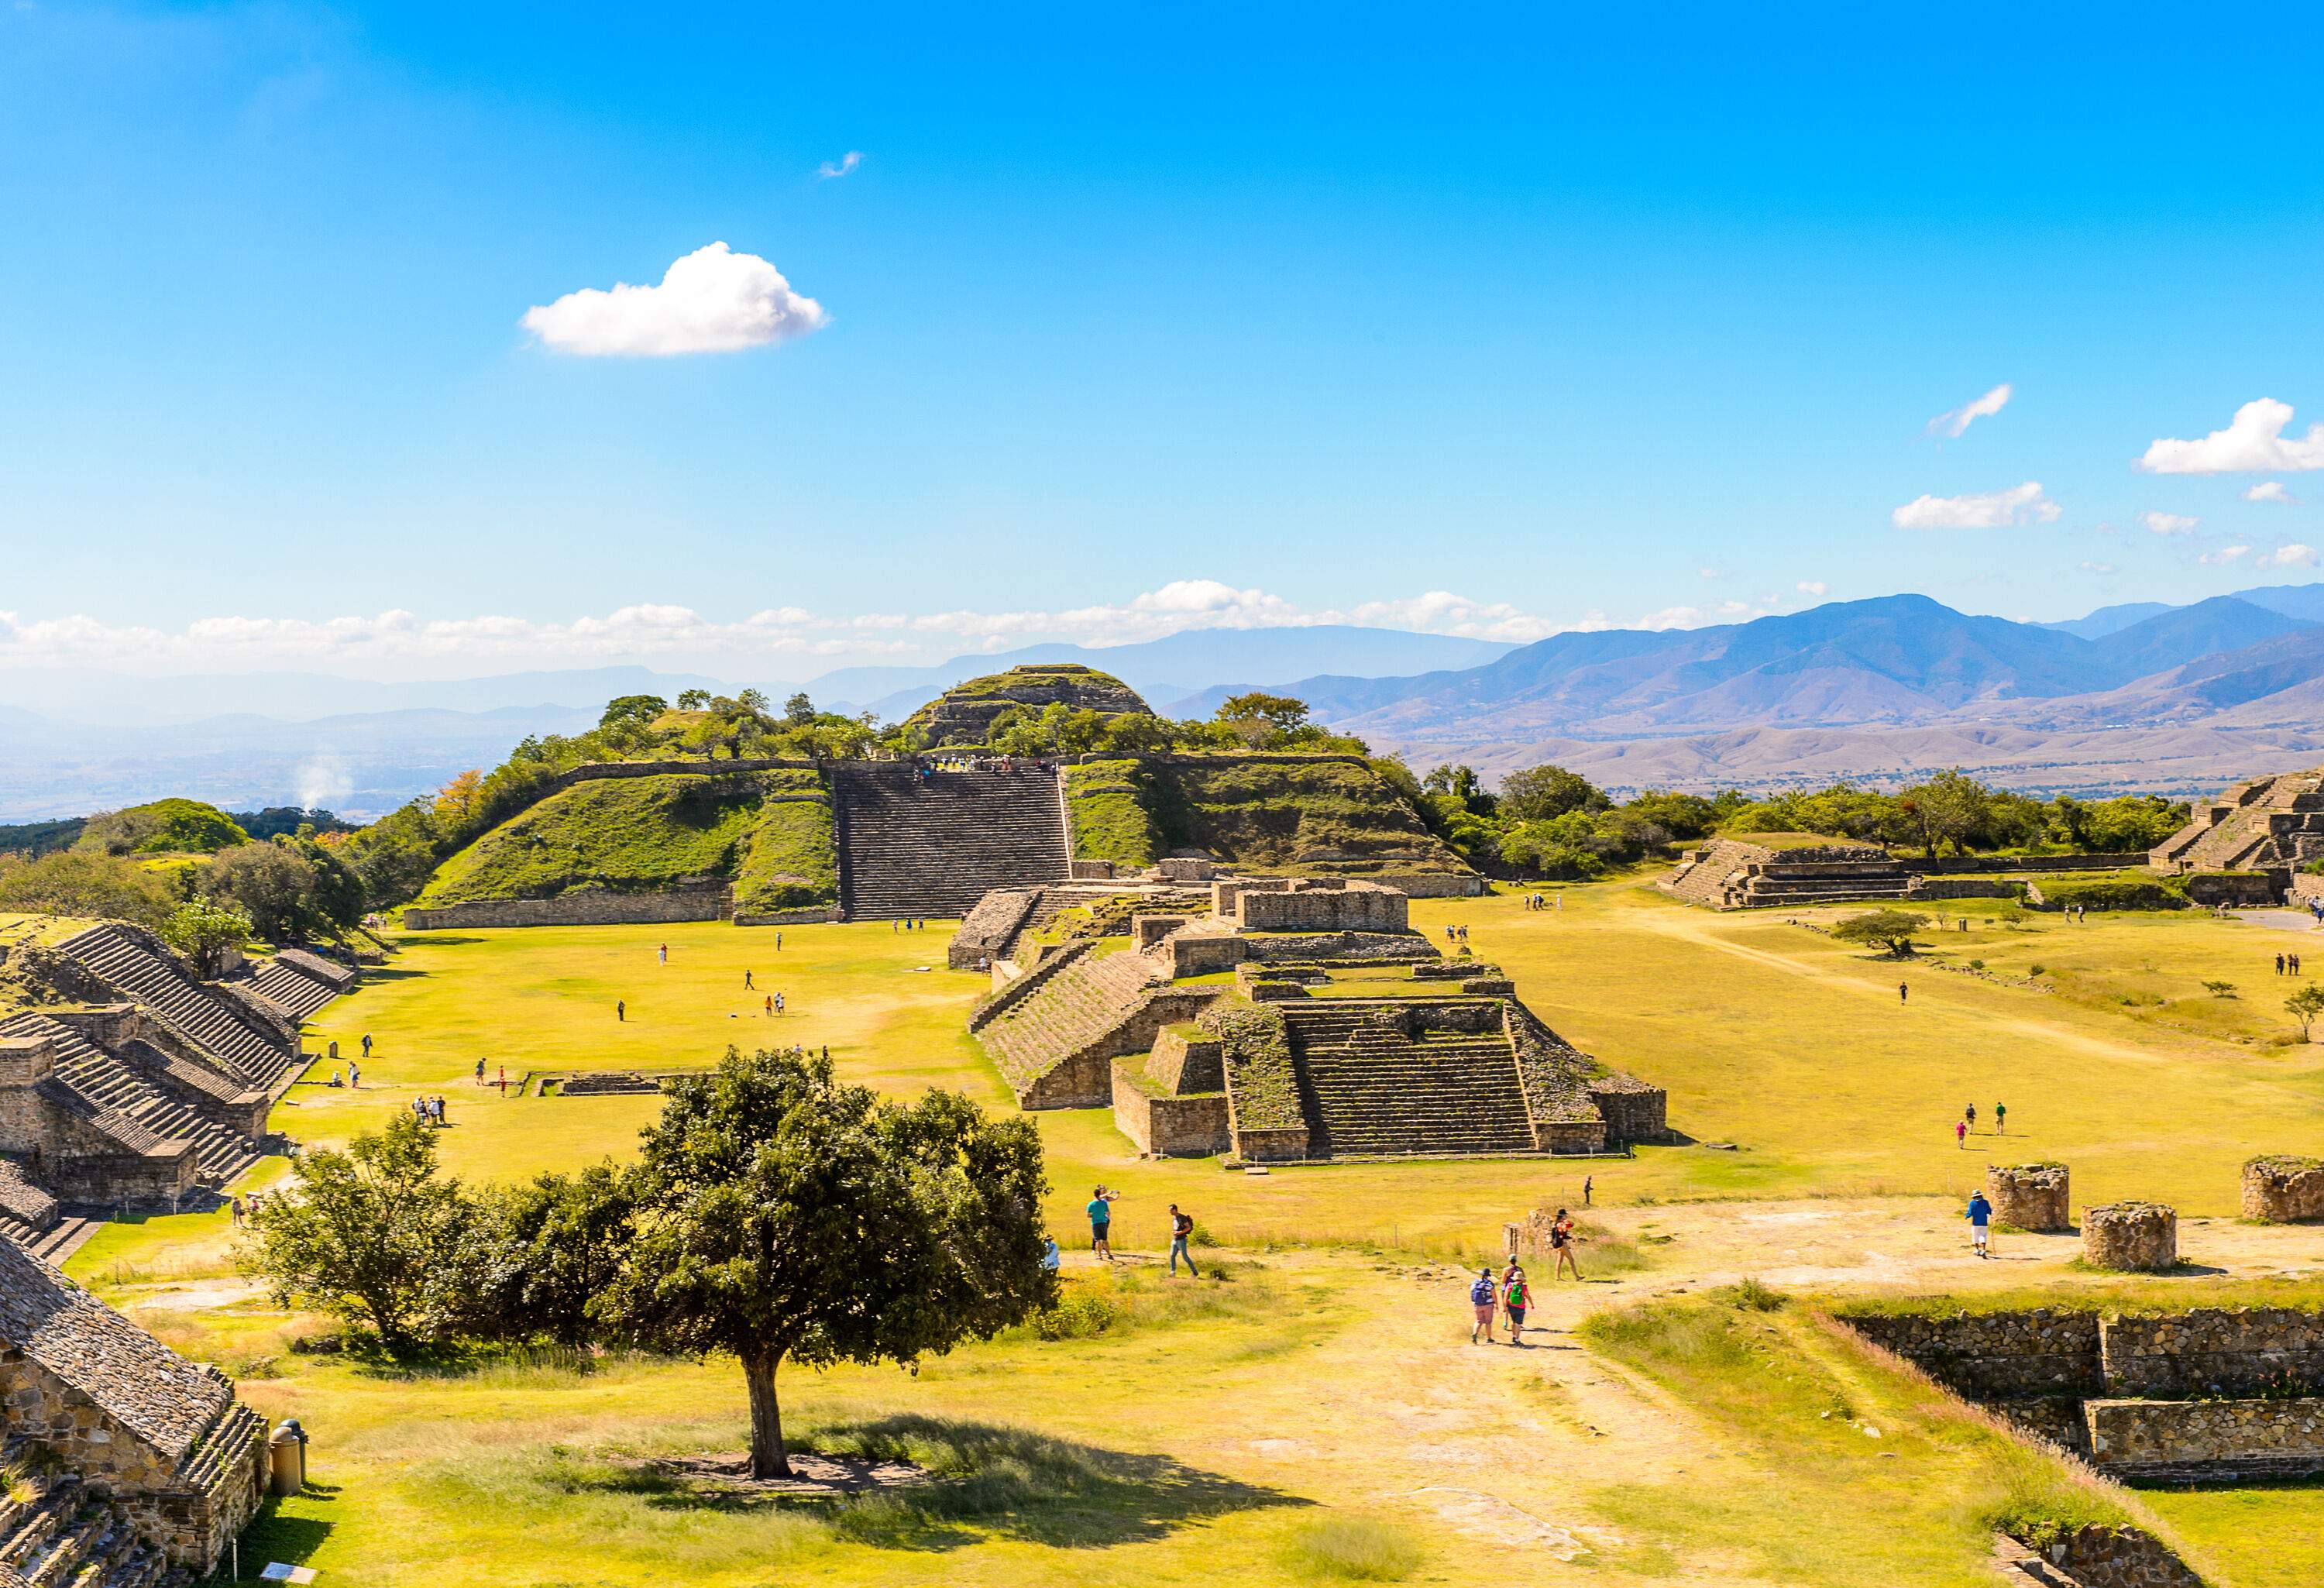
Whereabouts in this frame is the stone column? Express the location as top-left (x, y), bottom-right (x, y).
top-left (2083, 1202), bottom-right (2177, 1271)
top-left (1986, 1163), bottom-right (2071, 1232)
top-left (2242, 1155), bottom-right (2324, 1222)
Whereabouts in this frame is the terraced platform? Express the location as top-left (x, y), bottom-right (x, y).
top-left (57, 926), bottom-right (302, 1096)
top-left (0, 1013), bottom-right (263, 1187)
top-left (834, 765), bottom-right (1071, 919)
top-left (1278, 1000), bottom-right (1538, 1157)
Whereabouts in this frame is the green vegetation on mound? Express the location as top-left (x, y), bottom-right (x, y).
top-left (906, 664), bottom-right (1154, 748)
top-left (1063, 759), bottom-right (1160, 865)
top-left (2033, 871), bottom-right (2189, 912)
top-left (420, 770), bottom-right (837, 911)
top-left (76, 797), bottom-right (248, 855)
top-left (1142, 758), bottom-right (1466, 871)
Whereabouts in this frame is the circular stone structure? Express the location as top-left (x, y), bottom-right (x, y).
top-left (2082, 1201), bottom-right (2177, 1271)
top-left (1986, 1163), bottom-right (2071, 1232)
top-left (2242, 1155), bottom-right (2324, 1222)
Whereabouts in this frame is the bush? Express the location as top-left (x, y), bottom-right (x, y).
top-left (1031, 1291), bottom-right (1116, 1341)
top-left (0, 851), bottom-right (175, 926)
top-left (1280, 1518), bottom-right (1424, 1582)
top-left (76, 798), bottom-right (248, 856)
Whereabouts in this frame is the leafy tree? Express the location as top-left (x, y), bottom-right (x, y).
top-left (2202, 980), bottom-right (2238, 999)
top-left (0, 851), bottom-right (174, 926)
top-left (458, 1164), bottom-right (637, 1349)
top-left (1623, 791), bottom-right (1718, 840)
top-left (782, 691), bottom-right (816, 726)
top-left (1422, 764), bottom-right (1487, 806)
top-left (161, 899), bottom-right (253, 977)
top-left (676, 688), bottom-right (712, 710)
top-left (1897, 770), bottom-right (1990, 858)
top-left (600, 695), bottom-right (669, 734)
top-left (198, 840), bottom-right (323, 941)
top-left (1214, 692), bottom-right (1310, 749)
top-left (294, 837), bottom-right (370, 932)
top-left (2289, 985), bottom-right (2324, 1041)
top-left (605, 1047), bottom-right (1052, 1478)
top-left (232, 806), bottom-right (352, 840)
top-left (433, 770), bottom-right (486, 828)
top-left (77, 798), bottom-right (249, 856)
top-left (1831, 909), bottom-right (1931, 957)
top-left (1498, 765), bottom-right (1607, 823)
top-left (246, 1112), bottom-right (473, 1357)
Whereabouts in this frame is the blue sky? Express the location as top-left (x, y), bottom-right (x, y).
top-left (2, 2), bottom-right (2322, 679)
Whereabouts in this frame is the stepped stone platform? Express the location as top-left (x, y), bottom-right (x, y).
top-left (2153, 765), bottom-right (2324, 880)
top-left (968, 878), bottom-right (1669, 1162)
top-left (834, 764), bottom-right (1071, 920)
top-left (54, 926), bottom-right (303, 1098)
top-left (1660, 838), bottom-right (2141, 911)
top-left (0, 1237), bottom-right (267, 1578)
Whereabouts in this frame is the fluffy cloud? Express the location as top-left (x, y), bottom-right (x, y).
top-left (1891, 481), bottom-right (2061, 530)
top-left (2137, 510), bottom-right (2202, 537)
top-left (2199, 545), bottom-right (2251, 565)
top-left (2078, 561), bottom-right (2118, 575)
top-left (2248, 482), bottom-right (2301, 505)
top-left (1796, 580), bottom-right (1828, 596)
top-left (521, 242), bottom-right (827, 356)
top-left (817, 151), bottom-right (864, 179)
top-left (2138, 398), bottom-right (2324, 475)
top-left (1926, 382), bottom-right (2013, 439)
top-left (2258, 544), bottom-right (2319, 569)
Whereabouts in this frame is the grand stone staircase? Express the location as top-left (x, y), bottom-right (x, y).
top-left (0, 1468), bottom-right (183, 1587)
top-left (0, 1014), bottom-right (263, 1187)
top-left (55, 927), bottom-right (301, 1095)
top-left (978, 948), bottom-right (1164, 1098)
top-left (834, 765), bottom-right (1071, 919)
top-left (1278, 1001), bottom-right (1538, 1158)
top-left (248, 957), bottom-right (339, 1020)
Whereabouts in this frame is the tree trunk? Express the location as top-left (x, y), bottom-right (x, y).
top-left (742, 1348), bottom-right (790, 1479)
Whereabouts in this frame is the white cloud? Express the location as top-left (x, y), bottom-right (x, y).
top-left (2137, 510), bottom-right (2202, 537)
top-left (1927, 382), bottom-right (2013, 439)
top-left (1891, 481), bottom-right (2061, 530)
top-left (2138, 398), bottom-right (2324, 475)
top-left (521, 242), bottom-right (827, 356)
top-left (2247, 481), bottom-right (2301, 505)
top-left (1697, 566), bottom-right (1724, 580)
top-left (2199, 545), bottom-right (2252, 565)
top-left (1796, 580), bottom-right (1827, 596)
top-left (817, 151), bottom-right (863, 180)
top-left (2257, 544), bottom-right (2319, 569)
top-left (2078, 561), bottom-right (2118, 575)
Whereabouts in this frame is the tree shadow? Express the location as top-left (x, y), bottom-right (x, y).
top-left (570, 1414), bottom-right (1310, 1552)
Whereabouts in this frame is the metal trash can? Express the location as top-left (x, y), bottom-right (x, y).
top-left (280, 1417), bottom-right (309, 1485)
top-left (268, 1425), bottom-right (304, 1497)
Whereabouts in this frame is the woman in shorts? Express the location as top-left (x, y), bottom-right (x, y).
top-left (1469, 1268), bottom-right (1497, 1343)
top-left (1501, 1264), bottom-right (1531, 1346)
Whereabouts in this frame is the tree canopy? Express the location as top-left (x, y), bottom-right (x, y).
top-left (1831, 909), bottom-right (1931, 957)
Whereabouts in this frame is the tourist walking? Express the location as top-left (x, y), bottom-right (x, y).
top-left (1040, 1236), bottom-right (1061, 1274)
top-left (1550, 1208), bottom-right (1586, 1280)
top-left (616, 999), bottom-right (625, 1022)
top-left (1965, 1188), bottom-right (1993, 1257)
top-left (2296, 954), bottom-right (2305, 976)
top-left (1954, 1119), bottom-right (1966, 1148)
top-left (2278, 954), bottom-right (2286, 976)
top-left (1087, 1186), bottom-right (1119, 1260)
top-left (361, 1033), bottom-right (373, 1060)
top-left (1582, 1174), bottom-right (1593, 1208)
top-left (775, 992), bottom-right (786, 1014)
top-left (1470, 1268), bottom-right (1498, 1342)
top-left (229, 1194), bottom-right (243, 1225)
top-left (775, 930), bottom-right (782, 950)
top-left (497, 1064), bottom-right (507, 1096)
top-left (1899, 981), bottom-right (1910, 1004)
top-left (348, 1060), bottom-right (360, 1089)
top-left (765, 995), bottom-right (773, 1016)
top-left (1995, 1102), bottom-right (2006, 1135)
top-left (658, 943), bottom-right (667, 964)
top-left (1167, 1204), bottom-right (1199, 1277)
top-left (1501, 1264), bottom-right (1532, 1346)
top-left (474, 1057), bottom-right (486, 1086)
top-left (744, 969), bottom-right (753, 989)
top-left (1965, 1103), bottom-right (1976, 1133)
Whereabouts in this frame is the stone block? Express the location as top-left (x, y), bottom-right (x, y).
top-left (2084, 1201), bottom-right (2177, 1271)
top-left (2244, 1155), bottom-right (2324, 1222)
top-left (1988, 1163), bottom-right (2071, 1232)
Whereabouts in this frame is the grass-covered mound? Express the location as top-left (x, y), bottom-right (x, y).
top-left (1063, 760), bottom-right (1160, 866)
top-left (1139, 758), bottom-right (1467, 872)
top-left (905, 664), bottom-right (1153, 748)
top-left (76, 797), bottom-right (248, 856)
top-left (2031, 871), bottom-right (2189, 912)
top-left (419, 770), bottom-right (836, 913)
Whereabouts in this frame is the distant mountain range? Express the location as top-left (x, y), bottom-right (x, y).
top-left (9, 588), bottom-right (2324, 819)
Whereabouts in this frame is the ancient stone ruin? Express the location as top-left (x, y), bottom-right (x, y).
top-left (1848, 1301), bottom-right (2324, 1487)
top-left (2242, 1154), bottom-right (2324, 1222)
top-left (902, 663), bottom-right (1155, 747)
top-left (0, 1236), bottom-right (268, 1579)
top-left (1659, 835), bottom-right (2146, 911)
top-left (968, 878), bottom-right (1669, 1162)
top-left (2083, 1202), bottom-right (2178, 1272)
top-left (2152, 765), bottom-right (2324, 879)
top-left (1986, 1162), bottom-right (2071, 1232)
top-left (0, 922), bottom-right (342, 1253)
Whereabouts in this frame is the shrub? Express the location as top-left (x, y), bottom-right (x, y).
top-left (0, 851), bottom-right (175, 926)
top-left (1031, 1291), bottom-right (1116, 1341)
top-left (1280, 1518), bottom-right (1424, 1582)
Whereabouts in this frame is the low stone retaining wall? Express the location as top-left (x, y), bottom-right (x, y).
top-left (1917, 852), bottom-right (2150, 875)
top-left (2102, 1307), bottom-right (2324, 1399)
top-left (1988, 1163), bottom-right (2071, 1231)
top-left (1232, 1123), bottom-right (1311, 1162)
top-left (1844, 1308), bottom-right (2102, 1399)
top-left (732, 906), bottom-right (842, 926)
top-left (1110, 1062), bottom-right (1229, 1157)
top-left (2020, 1524), bottom-right (2204, 1588)
top-left (406, 884), bottom-right (734, 930)
top-left (2243, 1154), bottom-right (2324, 1222)
top-left (2085, 1201), bottom-right (2177, 1271)
top-left (2086, 1395), bottom-right (2324, 1478)
top-left (2187, 871), bottom-right (2284, 907)
top-left (1907, 878), bottom-right (2022, 900)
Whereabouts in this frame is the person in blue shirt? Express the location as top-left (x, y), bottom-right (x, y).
top-left (1040, 1236), bottom-right (1061, 1274)
top-left (1086, 1186), bottom-right (1119, 1263)
top-left (1965, 1189), bottom-right (1993, 1258)
top-left (1469, 1268), bottom-right (1498, 1343)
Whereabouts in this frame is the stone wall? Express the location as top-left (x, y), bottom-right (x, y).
top-left (2245, 1154), bottom-right (2324, 1221)
top-left (1843, 1308), bottom-right (2103, 1399)
top-left (2086, 1395), bottom-right (2324, 1475)
top-left (2025, 1525), bottom-right (2204, 1588)
top-left (1014, 987), bottom-right (1221, 1112)
top-left (404, 882), bottom-right (734, 930)
top-left (1916, 852), bottom-right (2150, 875)
top-left (950, 887), bottom-right (1044, 970)
top-left (1243, 931), bottom-right (1436, 963)
top-left (1147, 1028), bottom-right (1224, 1093)
top-left (1232, 881), bottom-right (1410, 933)
top-left (1587, 1076), bottom-right (1667, 1144)
top-left (2101, 1307), bottom-right (2324, 1398)
top-left (1109, 1061), bottom-right (1230, 1157)
top-left (2186, 871), bottom-right (2284, 907)
top-left (732, 906), bottom-right (844, 926)
top-left (1232, 1124), bottom-right (1310, 1162)
top-left (2085, 1202), bottom-right (2177, 1271)
top-left (1988, 1163), bottom-right (2071, 1232)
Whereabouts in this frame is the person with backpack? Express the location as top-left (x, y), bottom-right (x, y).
top-left (1549, 1208), bottom-right (1587, 1280)
top-left (1501, 1264), bottom-right (1532, 1346)
top-left (1167, 1204), bottom-right (1198, 1277)
top-left (1469, 1267), bottom-right (1498, 1343)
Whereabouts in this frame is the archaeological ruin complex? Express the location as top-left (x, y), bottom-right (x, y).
top-left (964, 875), bottom-right (1667, 1162)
